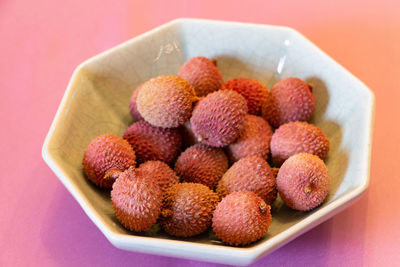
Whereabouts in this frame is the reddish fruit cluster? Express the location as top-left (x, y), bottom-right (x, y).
top-left (81, 56), bottom-right (331, 247)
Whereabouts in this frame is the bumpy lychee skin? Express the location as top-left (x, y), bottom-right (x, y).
top-left (277, 153), bottom-right (330, 211)
top-left (178, 56), bottom-right (223, 97)
top-left (212, 191), bottom-right (272, 246)
top-left (136, 161), bottom-right (179, 193)
top-left (137, 75), bottom-right (197, 128)
top-left (123, 120), bottom-right (182, 165)
top-left (174, 144), bottom-right (228, 189)
top-left (271, 121), bottom-right (329, 166)
top-left (216, 156), bottom-right (277, 205)
top-left (223, 78), bottom-right (269, 115)
top-left (160, 183), bottom-right (219, 237)
top-left (111, 168), bottom-right (162, 232)
top-left (129, 84), bottom-right (144, 121)
top-left (190, 90), bottom-right (248, 147)
top-left (262, 77), bottom-right (315, 128)
top-left (82, 134), bottom-right (136, 188)
top-left (226, 115), bottom-right (273, 163)
top-left (261, 92), bottom-right (280, 128)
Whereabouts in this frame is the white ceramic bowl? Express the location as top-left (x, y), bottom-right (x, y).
top-left (42, 19), bottom-right (375, 266)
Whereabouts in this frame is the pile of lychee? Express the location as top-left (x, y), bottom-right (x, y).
top-left (82, 56), bottom-right (330, 246)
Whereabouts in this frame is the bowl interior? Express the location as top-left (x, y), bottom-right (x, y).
top-left (43, 19), bottom-right (372, 250)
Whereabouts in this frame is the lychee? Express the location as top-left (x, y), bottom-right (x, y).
top-left (111, 167), bottom-right (162, 232)
top-left (277, 153), bottom-right (330, 211)
top-left (178, 56), bottom-right (223, 97)
top-left (160, 183), bottom-right (219, 237)
top-left (262, 77), bottom-right (315, 128)
top-left (82, 134), bottom-right (136, 188)
top-left (216, 156), bottom-right (277, 205)
top-left (136, 75), bottom-right (197, 128)
top-left (136, 161), bottom-right (179, 193)
top-left (271, 121), bottom-right (329, 166)
top-left (123, 120), bottom-right (182, 165)
top-left (190, 90), bottom-right (248, 147)
top-left (174, 144), bottom-right (228, 189)
top-left (223, 78), bottom-right (269, 115)
top-left (225, 115), bottom-right (273, 163)
top-left (212, 191), bottom-right (272, 246)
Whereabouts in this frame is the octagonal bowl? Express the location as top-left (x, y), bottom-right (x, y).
top-left (42, 18), bottom-right (375, 266)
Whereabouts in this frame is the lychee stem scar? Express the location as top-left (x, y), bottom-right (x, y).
top-left (104, 169), bottom-right (122, 181)
top-left (259, 201), bottom-right (268, 213)
top-left (304, 183), bottom-right (313, 194)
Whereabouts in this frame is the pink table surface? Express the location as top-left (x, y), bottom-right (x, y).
top-left (1, 0), bottom-right (399, 266)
